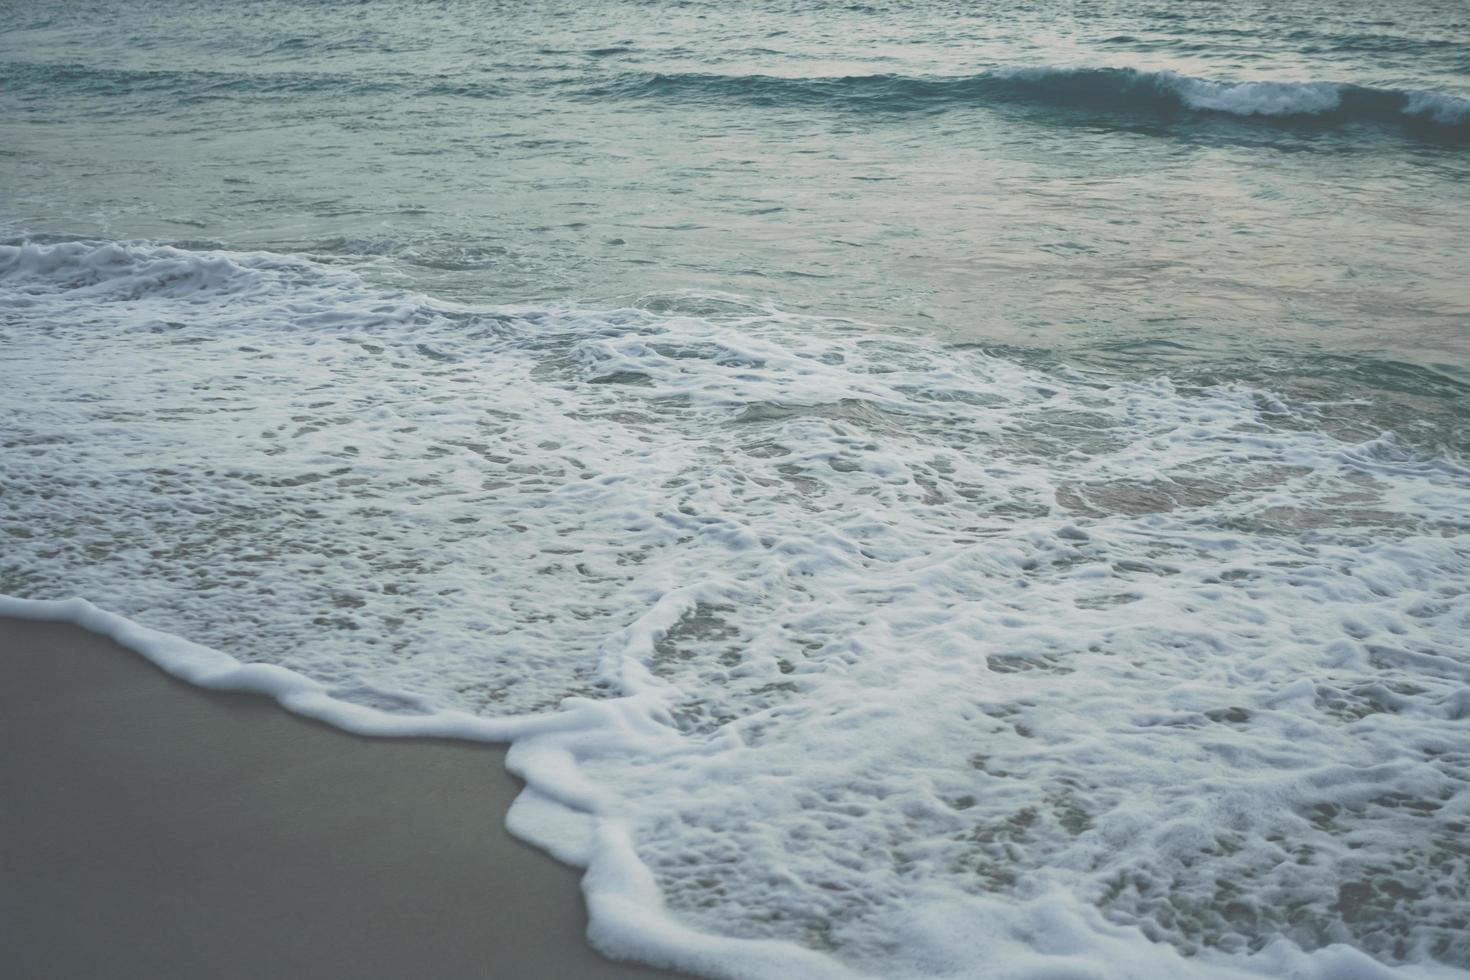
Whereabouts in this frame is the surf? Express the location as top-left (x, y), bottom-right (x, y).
top-left (4, 240), bottom-right (1470, 978)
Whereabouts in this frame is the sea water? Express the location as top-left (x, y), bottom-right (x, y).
top-left (2, 2), bottom-right (1468, 978)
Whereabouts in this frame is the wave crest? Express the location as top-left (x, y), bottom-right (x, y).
top-left (0, 240), bottom-right (423, 328)
top-left (600, 65), bottom-right (1470, 136)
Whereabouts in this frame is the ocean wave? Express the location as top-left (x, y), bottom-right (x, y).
top-left (5, 240), bottom-right (1470, 979)
top-left (0, 60), bottom-right (399, 107)
top-left (11, 56), bottom-right (1467, 139)
top-left (0, 240), bottom-right (427, 331)
top-left (596, 65), bottom-right (1470, 135)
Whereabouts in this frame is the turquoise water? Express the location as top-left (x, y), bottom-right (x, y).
top-left (4, 2), bottom-right (1470, 978)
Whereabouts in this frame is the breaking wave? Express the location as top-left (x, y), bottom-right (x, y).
top-left (11, 56), bottom-right (1468, 140)
top-left (598, 65), bottom-right (1470, 136)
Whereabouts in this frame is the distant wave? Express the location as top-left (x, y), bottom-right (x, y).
top-left (0, 60), bottom-right (397, 104)
top-left (11, 57), bottom-right (1466, 138)
top-left (596, 66), bottom-right (1470, 135)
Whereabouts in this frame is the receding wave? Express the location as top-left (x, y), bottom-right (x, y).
top-left (593, 65), bottom-right (1470, 136)
top-left (5, 240), bottom-right (1470, 979)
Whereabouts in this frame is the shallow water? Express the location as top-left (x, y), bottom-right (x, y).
top-left (3, 2), bottom-right (1469, 978)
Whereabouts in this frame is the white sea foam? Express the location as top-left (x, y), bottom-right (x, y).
top-left (1166, 74), bottom-right (1470, 123)
top-left (1169, 76), bottom-right (1346, 117)
top-left (987, 66), bottom-right (1470, 126)
top-left (1402, 90), bottom-right (1470, 126)
top-left (3, 241), bottom-right (1469, 979)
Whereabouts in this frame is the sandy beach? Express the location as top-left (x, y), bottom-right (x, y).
top-left (0, 616), bottom-right (687, 980)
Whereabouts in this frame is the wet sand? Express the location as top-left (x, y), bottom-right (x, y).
top-left (0, 616), bottom-right (688, 980)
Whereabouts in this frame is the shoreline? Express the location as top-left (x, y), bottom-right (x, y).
top-left (0, 615), bottom-right (688, 980)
